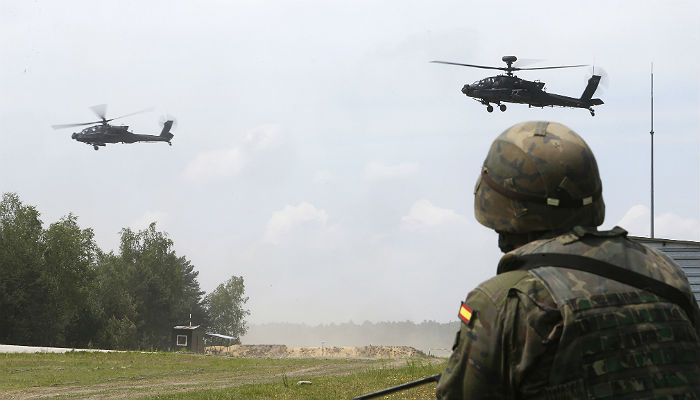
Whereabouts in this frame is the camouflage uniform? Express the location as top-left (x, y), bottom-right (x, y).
top-left (436, 227), bottom-right (700, 399)
top-left (437, 122), bottom-right (700, 399)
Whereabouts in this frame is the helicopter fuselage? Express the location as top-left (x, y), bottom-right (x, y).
top-left (431, 56), bottom-right (604, 115)
top-left (71, 123), bottom-right (174, 150)
top-left (460, 74), bottom-right (603, 115)
top-left (53, 105), bottom-right (175, 150)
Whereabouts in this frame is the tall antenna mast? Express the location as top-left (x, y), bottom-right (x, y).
top-left (650, 63), bottom-right (655, 238)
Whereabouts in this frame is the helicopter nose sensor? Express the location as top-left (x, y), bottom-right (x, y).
top-left (71, 133), bottom-right (77, 139)
top-left (461, 84), bottom-right (471, 95)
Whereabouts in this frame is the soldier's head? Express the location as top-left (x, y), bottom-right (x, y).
top-left (474, 121), bottom-right (605, 252)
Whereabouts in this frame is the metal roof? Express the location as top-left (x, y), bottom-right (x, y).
top-left (632, 236), bottom-right (700, 303)
top-left (173, 325), bottom-right (201, 330)
top-left (206, 333), bottom-right (236, 340)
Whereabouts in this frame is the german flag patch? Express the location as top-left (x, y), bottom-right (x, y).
top-left (458, 302), bottom-right (473, 325)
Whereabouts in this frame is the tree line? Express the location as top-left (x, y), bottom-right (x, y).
top-left (0, 192), bottom-right (248, 350)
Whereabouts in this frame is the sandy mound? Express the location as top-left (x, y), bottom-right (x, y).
top-left (206, 345), bottom-right (427, 359)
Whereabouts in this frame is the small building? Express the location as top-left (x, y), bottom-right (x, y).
top-left (172, 325), bottom-right (204, 353)
top-left (633, 236), bottom-right (700, 304)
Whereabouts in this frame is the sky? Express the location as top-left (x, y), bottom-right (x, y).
top-left (1, 0), bottom-right (698, 326)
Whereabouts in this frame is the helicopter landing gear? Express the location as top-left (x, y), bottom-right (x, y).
top-left (168, 141), bottom-right (172, 146)
top-left (486, 105), bottom-right (494, 113)
top-left (589, 108), bottom-right (595, 116)
top-left (93, 145), bottom-right (99, 151)
top-left (499, 104), bottom-right (507, 112)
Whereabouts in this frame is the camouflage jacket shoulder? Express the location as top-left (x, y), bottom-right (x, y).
top-left (498, 225), bottom-right (693, 297)
top-left (470, 268), bottom-right (554, 313)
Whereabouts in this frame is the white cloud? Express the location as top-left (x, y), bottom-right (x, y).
top-left (183, 147), bottom-right (249, 181)
top-left (617, 205), bottom-right (699, 241)
top-left (313, 170), bottom-right (333, 184)
top-left (364, 161), bottom-right (419, 181)
top-left (183, 124), bottom-right (283, 182)
top-left (244, 124), bottom-right (284, 150)
top-left (400, 199), bottom-right (469, 232)
top-left (263, 202), bottom-right (329, 245)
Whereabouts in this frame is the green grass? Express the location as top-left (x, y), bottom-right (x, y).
top-left (0, 351), bottom-right (446, 399)
top-left (149, 359), bottom-right (444, 400)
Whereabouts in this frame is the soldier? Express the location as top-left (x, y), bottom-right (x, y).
top-left (436, 121), bottom-right (700, 399)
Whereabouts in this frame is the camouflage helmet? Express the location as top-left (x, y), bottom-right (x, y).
top-left (474, 121), bottom-right (605, 233)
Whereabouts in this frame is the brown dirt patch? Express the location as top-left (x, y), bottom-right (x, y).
top-left (206, 344), bottom-right (428, 359)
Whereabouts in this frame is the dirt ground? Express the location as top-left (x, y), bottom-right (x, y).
top-left (206, 344), bottom-right (428, 359)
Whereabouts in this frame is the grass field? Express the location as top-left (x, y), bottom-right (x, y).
top-left (0, 351), bottom-right (447, 399)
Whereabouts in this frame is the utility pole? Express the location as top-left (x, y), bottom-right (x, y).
top-left (650, 63), bottom-right (655, 238)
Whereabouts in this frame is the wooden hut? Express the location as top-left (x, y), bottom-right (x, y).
top-left (172, 325), bottom-right (204, 353)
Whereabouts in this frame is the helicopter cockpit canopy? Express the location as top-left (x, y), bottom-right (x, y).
top-left (474, 76), bottom-right (515, 88)
top-left (473, 77), bottom-right (495, 87)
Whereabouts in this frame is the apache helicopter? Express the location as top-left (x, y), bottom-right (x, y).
top-left (52, 104), bottom-right (175, 150)
top-left (431, 56), bottom-right (604, 116)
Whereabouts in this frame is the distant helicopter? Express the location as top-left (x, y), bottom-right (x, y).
top-left (52, 104), bottom-right (175, 150)
top-left (431, 56), bottom-right (604, 116)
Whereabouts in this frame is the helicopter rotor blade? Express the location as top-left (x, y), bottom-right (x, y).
top-left (90, 104), bottom-right (108, 121)
top-left (430, 61), bottom-right (506, 71)
top-left (54, 105), bottom-right (154, 129)
top-left (512, 58), bottom-right (544, 67)
top-left (516, 64), bottom-right (588, 71)
top-left (105, 106), bottom-right (155, 123)
top-left (52, 120), bottom-right (103, 129)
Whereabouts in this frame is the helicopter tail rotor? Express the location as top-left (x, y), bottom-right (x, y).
top-left (159, 114), bottom-right (178, 131)
top-left (160, 120), bottom-right (174, 137)
top-left (585, 66), bottom-right (609, 93)
top-left (580, 75), bottom-right (602, 102)
top-left (158, 115), bottom-right (176, 143)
